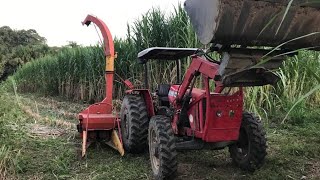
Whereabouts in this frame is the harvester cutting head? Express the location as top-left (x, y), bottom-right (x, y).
top-left (185, 0), bottom-right (320, 87)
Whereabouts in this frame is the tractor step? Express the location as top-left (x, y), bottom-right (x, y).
top-left (175, 138), bottom-right (235, 150)
top-left (175, 138), bottom-right (204, 150)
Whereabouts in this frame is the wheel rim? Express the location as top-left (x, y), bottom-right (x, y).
top-left (236, 128), bottom-right (249, 158)
top-left (149, 128), bottom-right (160, 173)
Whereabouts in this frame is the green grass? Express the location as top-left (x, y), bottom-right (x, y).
top-left (0, 91), bottom-right (319, 179)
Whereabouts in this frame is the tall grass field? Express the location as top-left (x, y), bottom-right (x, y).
top-left (6, 6), bottom-right (320, 125)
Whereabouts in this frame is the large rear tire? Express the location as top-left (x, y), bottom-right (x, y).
top-left (149, 115), bottom-right (177, 180)
top-left (229, 112), bottom-right (267, 172)
top-left (120, 95), bottom-right (149, 153)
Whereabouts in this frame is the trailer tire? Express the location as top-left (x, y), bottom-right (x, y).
top-left (120, 95), bottom-right (149, 153)
top-left (149, 115), bottom-right (177, 180)
top-left (229, 112), bottom-right (267, 172)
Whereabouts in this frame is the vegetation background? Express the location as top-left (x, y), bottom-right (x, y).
top-left (6, 7), bottom-right (319, 124)
top-left (0, 26), bottom-right (54, 81)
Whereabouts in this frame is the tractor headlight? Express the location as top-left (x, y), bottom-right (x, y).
top-left (216, 110), bottom-right (222, 117)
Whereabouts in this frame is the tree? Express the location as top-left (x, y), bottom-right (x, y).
top-left (0, 26), bottom-right (50, 81)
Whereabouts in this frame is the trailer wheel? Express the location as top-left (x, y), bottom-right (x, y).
top-left (149, 115), bottom-right (177, 180)
top-left (229, 112), bottom-right (267, 172)
top-left (120, 95), bottom-right (149, 153)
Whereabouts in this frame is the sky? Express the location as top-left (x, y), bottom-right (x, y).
top-left (0, 0), bottom-right (183, 47)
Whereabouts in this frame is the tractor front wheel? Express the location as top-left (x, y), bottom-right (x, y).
top-left (148, 115), bottom-right (177, 180)
top-left (229, 112), bottom-right (267, 172)
top-left (120, 95), bottom-right (149, 153)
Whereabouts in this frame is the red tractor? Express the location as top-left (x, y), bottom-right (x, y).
top-left (121, 47), bottom-right (274, 179)
top-left (77, 1), bottom-right (320, 179)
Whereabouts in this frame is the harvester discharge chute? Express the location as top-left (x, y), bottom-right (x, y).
top-left (185, 0), bottom-right (320, 86)
top-left (78, 15), bottom-right (124, 157)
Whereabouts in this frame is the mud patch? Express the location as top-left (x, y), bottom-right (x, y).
top-left (177, 163), bottom-right (194, 179)
top-left (306, 161), bottom-right (320, 179)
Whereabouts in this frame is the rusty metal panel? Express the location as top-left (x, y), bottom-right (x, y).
top-left (185, 0), bottom-right (320, 50)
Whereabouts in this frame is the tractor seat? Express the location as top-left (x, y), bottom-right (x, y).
top-left (157, 84), bottom-right (171, 102)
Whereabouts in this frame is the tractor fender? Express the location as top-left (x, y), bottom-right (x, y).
top-left (125, 89), bottom-right (155, 118)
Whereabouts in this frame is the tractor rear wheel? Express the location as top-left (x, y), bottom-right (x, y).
top-left (148, 115), bottom-right (177, 180)
top-left (229, 112), bottom-right (267, 172)
top-left (120, 95), bottom-right (149, 153)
